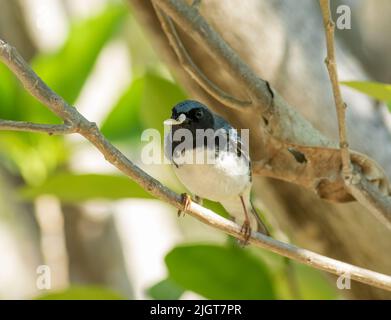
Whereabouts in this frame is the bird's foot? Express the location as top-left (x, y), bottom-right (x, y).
top-left (177, 193), bottom-right (192, 217)
top-left (239, 220), bottom-right (252, 246)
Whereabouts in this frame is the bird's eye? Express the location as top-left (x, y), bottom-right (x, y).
top-left (195, 109), bottom-right (204, 119)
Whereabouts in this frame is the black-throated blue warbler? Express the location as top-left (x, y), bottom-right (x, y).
top-left (164, 100), bottom-right (269, 243)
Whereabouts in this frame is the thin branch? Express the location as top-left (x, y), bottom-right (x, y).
top-left (0, 120), bottom-right (76, 135)
top-left (191, 201), bottom-right (391, 292)
top-left (319, 0), bottom-right (351, 179)
top-left (0, 39), bottom-right (80, 123)
top-left (319, 0), bottom-right (391, 229)
top-left (152, 4), bottom-right (252, 110)
top-left (153, 0), bottom-right (391, 231)
top-left (1, 39), bottom-right (391, 292)
top-left (348, 175), bottom-right (391, 230)
top-left (152, 0), bottom-right (273, 110)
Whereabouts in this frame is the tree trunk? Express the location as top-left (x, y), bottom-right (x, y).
top-left (0, 0), bottom-right (36, 60)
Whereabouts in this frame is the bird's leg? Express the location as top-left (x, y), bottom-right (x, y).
top-left (178, 193), bottom-right (192, 217)
top-left (239, 195), bottom-right (252, 245)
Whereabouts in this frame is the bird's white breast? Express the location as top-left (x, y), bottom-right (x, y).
top-left (172, 147), bottom-right (251, 202)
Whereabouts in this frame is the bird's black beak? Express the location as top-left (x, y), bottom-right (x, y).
top-left (164, 113), bottom-right (187, 126)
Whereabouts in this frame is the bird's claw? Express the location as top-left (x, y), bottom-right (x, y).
top-left (177, 193), bottom-right (192, 217)
top-left (239, 221), bottom-right (251, 246)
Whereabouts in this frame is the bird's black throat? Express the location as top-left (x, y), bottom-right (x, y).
top-left (167, 100), bottom-right (247, 161)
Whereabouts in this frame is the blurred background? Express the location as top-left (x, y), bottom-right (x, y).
top-left (0, 0), bottom-right (389, 300)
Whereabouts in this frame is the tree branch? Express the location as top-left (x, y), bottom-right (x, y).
top-left (348, 175), bottom-right (391, 230)
top-left (152, 4), bottom-right (252, 110)
top-left (0, 120), bottom-right (76, 135)
top-left (319, 0), bottom-right (351, 179)
top-left (1, 38), bottom-right (391, 292)
top-left (319, 0), bottom-right (391, 230)
top-left (152, 0), bottom-right (391, 230)
top-left (0, 39), bottom-right (80, 122)
top-left (151, 0), bottom-right (273, 111)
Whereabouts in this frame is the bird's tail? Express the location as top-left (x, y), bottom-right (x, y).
top-left (249, 199), bottom-right (270, 236)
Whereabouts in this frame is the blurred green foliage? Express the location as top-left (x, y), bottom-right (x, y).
top-left (164, 244), bottom-right (276, 300)
top-left (139, 72), bottom-right (187, 134)
top-left (147, 243), bottom-right (339, 300)
top-left (36, 286), bottom-right (124, 300)
top-left (0, 64), bottom-right (18, 120)
top-left (0, 4), bottom-right (127, 184)
top-left (0, 2), bottom-right (339, 300)
top-left (100, 71), bottom-right (186, 142)
top-left (101, 77), bottom-right (144, 141)
top-left (21, 173), bottom-right (152, 201)
top-left (341, 81), bottom-right (391, 112)
top-left (147, 278), bottom-right (185, 300)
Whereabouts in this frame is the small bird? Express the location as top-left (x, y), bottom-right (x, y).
top-left (164, 100), bottom-right (269, 243)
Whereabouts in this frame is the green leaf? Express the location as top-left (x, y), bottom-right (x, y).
top-left (0, 5), bottom-right (127, 184)
top-left (18, 4), bottom-right (127, 123)
top-left (269, 258), bottom-right (338, 300)
top-left (139, 72), bottom-right (187, 134)
top-left (165, 244), bottom-right (275, 299)
top-left (126, 15), bottom-right (162, 75)
top-left (147, 278), bottom-right (185, 300)
top-left (101, 78), bottom-right (144, 141)
top-left (36, 285), bottom-right (124, 300)
top-left (101, 72), bottom-right (186, 143)
top-left (341, 81), bottom-right (391, 102)
top-left (203, 199), bottom-right (229, 218)
top-left (294, 264), bottom-right (339, 300)
top-left (0, 133), bottom-right (68, 185)
top-left (20, 173), bottom-right (152, 202)
top-left (0, 64), bottom-right (19, 120)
